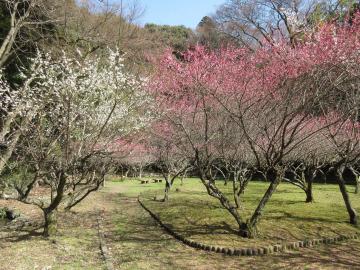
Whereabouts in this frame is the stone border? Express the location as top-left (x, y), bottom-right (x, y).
top-left (138, 197), bottom-right (359, 256)
top-left (97, 210), bottom-right (115, 270)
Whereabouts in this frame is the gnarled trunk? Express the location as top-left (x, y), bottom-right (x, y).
top-left (233, 172), bottom-right (241, 209)
top-left (161, 168), bottom-right (189, 202)
top-left (245, 167), bottom-right (282, 237)
top-left (43, 171), bottom-right (66, 237)
top-left (305, 180), bottom-right (313, 203)
top-left (239, 180), bottom-right (249, 195)
top-left (180, 168), bottom-right (188, 186)
top-left (199, 166), bottom-right (282, 238)
top-left (199, 171), bottom-right (247, 236)
top-left (305, 170), bottom-right (314, 203)
top-left (336, 166), bottom-right (357, 225)
top-left (349, 166), bottom-right (360, 194)
top-left (233, 169), bottom-right (251, 209)
top-left (163, 179), bottom-right (171, 202)
top-left (355, 176), bottom-right (360, 194)
top-left (43, 210), bottom-right (58, 237)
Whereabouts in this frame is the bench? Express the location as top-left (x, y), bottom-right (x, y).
top-left (152, 179), bottom-right (163, 183)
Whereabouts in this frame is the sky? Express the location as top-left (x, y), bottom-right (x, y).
top-left (137, 0), bottom-right (225, 29)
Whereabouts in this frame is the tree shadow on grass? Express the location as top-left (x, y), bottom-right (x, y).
top-left (276, 242), bottom-right (360, 269)
top-left (105, 216), bottom-right (175, 245)
top-left (119, 215), bottom-right (360, 269)
top-left (177, 223), bottom-right (239, 238)
top-left (109, 208), bottom-right (360, 269)
top-left (103, 197), bottom-right (236, 244)
top-left (267, 198), bottom-right (307, 205)
top-left (0, 226), bottom-right (43, 243)
top-left (144, 199), bottom-right (225, 211)
top-left (266, 210), bottom-right (350, 224)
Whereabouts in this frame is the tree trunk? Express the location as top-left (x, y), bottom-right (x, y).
top-left (198, 169), bottom-right (248, 237)
top-left (163, 183), bottom-right (170, 201)
top-left (245, 168), bottom-right (282, 237)
top-left (349, 166), bottom-right (360, 194)
top-left (43, 171), bottom-right (67, 236)
top-left (234, 195), bottom-right (240, 209)
top-left (356, 176), bottom-right (360, 194)
top-left (336, 166), bottom-right (357, 225)
top-left (305, 170), bottom-right (314, 203)
top-left (43, 210), bottom-right (58, 237)
top-left (239, 177), bottom-right (249, 195)
top-left (180, 170), bottom-right (188, 186)
top-left (305, 181), bottom-right (313, 203)
top-left (232, 172), bottom-right (242, 209)
top-left (163, 177), bottom-right (171, 201)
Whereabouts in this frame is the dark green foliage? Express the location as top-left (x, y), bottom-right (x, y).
top-left (0, 1), bottom-right (56, 85)
top-left (307, 0), bottom-right (360, 26)
top-left (0, 207), bottom-right (6, 219)
top-left (0, 2), bottom-right (10, 43)
top-left (144, 23), bottom-right (194, 51)
top-left (196, 16), bottom-right (234, 48)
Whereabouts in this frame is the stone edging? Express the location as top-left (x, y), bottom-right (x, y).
top-left (97, 210), bottom-right (115, 270)
top-left (138, 197), bottom-right (359, 256)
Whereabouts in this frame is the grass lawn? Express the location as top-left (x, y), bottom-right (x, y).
top-left (137, 178), bottom-right (360, 249)
top-left (2, 177), bottom-right (360, 269)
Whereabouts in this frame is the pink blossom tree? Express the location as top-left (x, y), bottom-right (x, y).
top-left (149, 12), bottom-right (360, 237)
top-left (110, 135), bottom-right (155, 179)
top-left (212, 115), bottom-right (256, 207)
top-left (149, 46), bottom-right (256, 235)
top-left (283, 131), bottom-right (331, 203)
top-left (216, 12), bottom-right (360, 228)
top-left (323, 114), bottom-right (360, 225)
top-left (147, 121), bottom-right (192, 201)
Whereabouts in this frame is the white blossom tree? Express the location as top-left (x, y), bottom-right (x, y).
top-left (6, 48), bottom-right (150, 236)
top-left (0, 52), bottom-right (47, 178)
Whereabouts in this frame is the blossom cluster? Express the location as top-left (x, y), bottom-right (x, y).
top-left (0, 48), bottom-right (153, 171)
top-left (148, 12), bottom-right (360, 168)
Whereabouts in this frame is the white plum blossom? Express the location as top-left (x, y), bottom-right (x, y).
top-left (0, 51), bottom-right (47, 173)
top-left (1, 47), bottom-right (152, 178)
top-left (280, 6), bottom-right (306, 32)
top-left (0, 71), bottom-right (11, 111)
top-left (2, 48), bottom-right (153, 224)
top-left (27, 48), bottom-right (152, 157)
